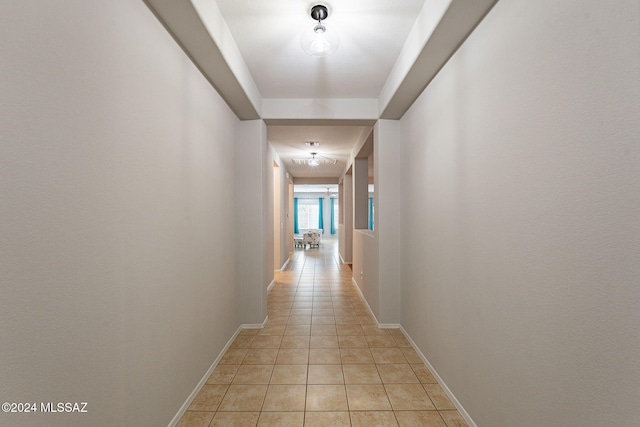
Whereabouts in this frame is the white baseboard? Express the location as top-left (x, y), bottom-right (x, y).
top-left (243, 316), bottom-right (268, 329)
top-left (338, 252), bottom-right (351, 265)
top-left (349, 278), bottom-right (476, 426)
top-left (168, 319), bottom-right (267, 427)
top-left (379, 323), bottom-right (401, 329)
top-left (351, 277), bottom-right (375, 320)
top-left (351, 278), bottom-right (400, 329)
top-left (280, 258), bottom-right (291, 272)
top-left (167, 325), bottom-right (243, 427)
top-left (267, 279), bottom-right (275, 294)
top-left (399, 326), bottom-right (477, 427)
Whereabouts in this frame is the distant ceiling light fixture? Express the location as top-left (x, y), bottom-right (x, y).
top-left (305, 141), bottom-right (320, 147)
top-left (301, 4), bottom-right (339, 57)
top-left (292, 152), bottom-right (338, 166)
top-left (308, 152), bottom-right (321, 167)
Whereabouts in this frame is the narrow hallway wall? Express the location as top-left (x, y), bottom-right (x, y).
top-left (0, 1), bottom-right (241, 425)
top-left (398, 0), bottom-right (640, 426)
top-left (237, 120), bottom-right (269, 325)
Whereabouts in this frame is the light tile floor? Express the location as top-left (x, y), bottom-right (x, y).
top-left (178, 237), bottom-right (468, 427)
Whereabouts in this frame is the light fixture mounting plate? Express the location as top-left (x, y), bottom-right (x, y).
top-left (310, 5), bottom-right (328, 21)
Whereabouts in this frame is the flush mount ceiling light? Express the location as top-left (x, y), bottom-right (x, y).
top-left (291, 152), bottom-right (338, 167)
top-left (300, 4), bottom-right (340, 57)
top-left (324, 187), bottom-right (338, 197)
top-left (308, 152), bottom-right (321, 167)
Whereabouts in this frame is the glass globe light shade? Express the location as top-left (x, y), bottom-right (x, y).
top-left (301, 23), bottom-right (340, 57)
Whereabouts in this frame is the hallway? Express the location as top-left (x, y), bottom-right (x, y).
top-left (177, 237), bottom-right (467, 426)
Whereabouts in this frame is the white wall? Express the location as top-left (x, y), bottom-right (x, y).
top-left (339, 175), bottom-right (353, 264)
top-left (269, 145), bottom-right (292, 271)
top-left (237, 121), bottom-right (269, 324)
top-left (352, 230), bottom-right (379, 318)
top-left (375, 120), bottom-right (402, 325)
top-left (399, 0), bottom-right (640, 426)
top-left (0, 1), bottom-right (240, 426)
top-left (349, 123), bottom-right (404, 326)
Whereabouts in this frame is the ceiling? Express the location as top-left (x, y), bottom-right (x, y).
top-left (145, 0), bottom-right (498, 182)
top-left (214, 0), bottom-right (423, 182)
top-left (294, 184), bottom-right (338, 194)
top-left (267, 125), bottom-right (371, 179)
top-left (215, 0), bottom-right (425, 99)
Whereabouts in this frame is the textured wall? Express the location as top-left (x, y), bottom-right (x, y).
top-left (399, 0), bottom-right (640, 425)
top-left (236, 120), bottom-right (269, 325)
top-left (0, 1), bottom-right (240, 425)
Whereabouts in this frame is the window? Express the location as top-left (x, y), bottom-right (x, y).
top-left (368, 196), bottom-right (374, 231)
top-left (330, 197), bottom-right (338, 234)
top-left (297, 199), bottom-right (319, 230)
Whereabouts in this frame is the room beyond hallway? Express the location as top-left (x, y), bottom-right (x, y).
top-left (177, 236), bottom-right (467, 426)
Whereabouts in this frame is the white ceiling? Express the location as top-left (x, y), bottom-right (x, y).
top-left (294, 184), bottom-right (339, 194)
top-left (267, 124), bottom-right (371, 179)
top-left (214, 0), bottom-right (422, 180)
top-left (215, 0), bottom-right (426, 99)
top-left (145, 0), bottom-right (498, 181)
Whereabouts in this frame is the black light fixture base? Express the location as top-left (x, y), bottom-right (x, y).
top-left (310, 5), bottom-right (328, 21)
top-left (301, 3), bottom-right (339, 57)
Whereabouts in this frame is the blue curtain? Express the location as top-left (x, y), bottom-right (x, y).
top-left (293, 197), bottom-right (299, 234)
top-left (368, 197), bottom-right (374, 230)
top-left (318, 197), bottom-right (324, 233)
top-left (330, 198), bottom-right (336, 234)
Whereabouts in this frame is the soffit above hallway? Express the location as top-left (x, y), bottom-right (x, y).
top-left (144, 0), bottom-right (497, 179)
top-left (268, 125), bottom-right (371, 179)
top-left (214, 0), bottom-right (425, 100)
top-left (144, 0), bottom-right (498, 120)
